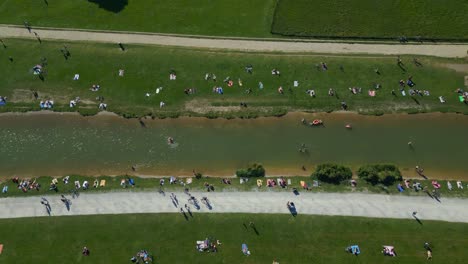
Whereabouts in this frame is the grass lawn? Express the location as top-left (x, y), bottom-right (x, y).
top-left (0, 39), bottom-right (466, 118)
top-left (0, 0), bottom-right (276, 37)
top-left (2, 175), bottom-right (467, 199)
top-left (0, 213), bottom-right (467, 263)
top-left (272, 0), bottom-right (468, 40)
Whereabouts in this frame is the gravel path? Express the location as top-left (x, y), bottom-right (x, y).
top-left (1, 191), bottom-right (467, 223)
top-left (1, 25), bottom-right (467, 58)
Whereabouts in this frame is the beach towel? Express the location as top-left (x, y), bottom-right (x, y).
top-left (242, 244), bottom-right (250, 255)
top-left (300, 181), bottom-right (307, 189)
top-left (99, 180), bottom-right (106, 187)
top-left (313, 180), bottom-right (319, 187)
top-left (401, 90), bottom-right (406, 96)
top-left (439, 96), bottom-right (446, 103)
top-left (258, 82), bottom-right (263, 89)
top-left (0, 101), bottom-right (5, 106)
top-left (404, 180), bottom-right (410, 188)
top-left (459, 96), bottom-right (465, 102)
top-left (74, 181), bottom-right (81, 189)
top-left (294, 81), bottom-right (299, 87)
top-left (256, 179), bottom-right (262, 187)
top-left (368, 90), bottom-right (376, 97)
top-left (397, 184), bottom-right (404, 192)
top-left (350, 245), bottom-right (360, 255)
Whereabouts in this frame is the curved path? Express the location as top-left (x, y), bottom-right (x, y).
top-left (0, 191), bottom-right (467, 223)
top-left (1, 25), bottom-right (467, 58)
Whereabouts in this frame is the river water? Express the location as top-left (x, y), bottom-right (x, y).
top-left (0, 112), bottom-right (467, 179)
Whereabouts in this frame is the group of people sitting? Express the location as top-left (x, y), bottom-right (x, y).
top-left (399, 76), bottom-right (416, 88)
top-left (130, 250), bottom-right (153, 263)
top-left (455, 88), bottom-right (468, 103)
top-left (39, 100), bottom-right (54, 109)
top-left (0, 96), bottom-right (7, 106)
top-left (69, 97), bottom-right (81, 108)
top-left (382, 245), bottom-right (396, 257)
top-left (221, 178), bottom-right (232, 184)
top-left (196, 238), bottom-right (221, 253)
top-left (408, 89), bottom-right (430, 96)
top-left (11, 177), bottom-right (40, 193)
top-left (90, 84), bottom-right (101, 92)
top-left (204, 73), bottom-right (217, 81)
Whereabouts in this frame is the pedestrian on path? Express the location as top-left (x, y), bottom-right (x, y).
top-left (40, 197), bottom-right (51, 216)
top-left (24, 21), bottom-right (31, 32)
top-left (61, 195), bottom-right (71, 211)
top-left (33, 32), bottom-right (41, 44)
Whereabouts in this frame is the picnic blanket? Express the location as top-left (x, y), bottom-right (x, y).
top-left (99, 180), bottom-right (106, 187)
top-left (242, 244), bottom-right (250, 255)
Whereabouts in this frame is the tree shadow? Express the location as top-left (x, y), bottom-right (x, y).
top-left (88, 0), bottom-right (128, 13)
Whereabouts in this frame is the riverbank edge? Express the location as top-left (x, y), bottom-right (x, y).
top-left (1, 175), bottom-right (467, 199)
top-left (1, 106), bottom-right (468, 120)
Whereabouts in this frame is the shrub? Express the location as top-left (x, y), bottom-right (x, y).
top-left (236, 163), bottom-right (265, 178)
top-left (357, 164), bottom-right (402, 186)
top-left (311, 163), bottom-right (352, 184)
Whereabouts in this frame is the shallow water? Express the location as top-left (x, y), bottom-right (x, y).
top-left (0, 112), bottom-right (467, 179)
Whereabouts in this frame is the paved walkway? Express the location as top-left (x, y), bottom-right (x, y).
top-left (0, 191), bottom-right (467, 223)
top-left (1, 25), bottom-right (467, 58)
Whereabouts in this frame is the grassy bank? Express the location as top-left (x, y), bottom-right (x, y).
top-left (0, 0), bottom-right (276, 38)
top-left (1, 213), bottom-right (467, 263)
top-left (272, 0), bottom-right (468, 41)
top-left (0, 39), bottom-right (466, 118)
top-left (2, 175), bottom-right (467, 199)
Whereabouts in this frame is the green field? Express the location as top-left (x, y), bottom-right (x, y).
top-left (1, 213), bottom-right (467, 263)
top-left (0, 0), bottom-right (276, 37)
top-left (272, 0), bottom-right (468, 40)
top-left (0, 39), bottom-right (466, 117)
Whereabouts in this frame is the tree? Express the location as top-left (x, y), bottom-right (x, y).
top-left (236, 163), bottom-right (265, 178)
top-left (311, 163), bottom-right (352, 184)
top-left (357, 164), bottom-right (402, 186)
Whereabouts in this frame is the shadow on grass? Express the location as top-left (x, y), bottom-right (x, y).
top-left (88, 0), bottom-right (128, 13)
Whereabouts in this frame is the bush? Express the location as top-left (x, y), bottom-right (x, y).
top-left (311, 163), bottom-right (352, 184)
top-left (236, 163), bottom-right (265, 178)
top-left (357, 164), bottom-right (402, 186)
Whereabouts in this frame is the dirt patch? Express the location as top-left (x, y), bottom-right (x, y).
top-left (9, 89), bottom-right (35, 102)
top-left (443, 64), bottom-right (468, 74)
top-left (185, 99), bottom-right (241, 114)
